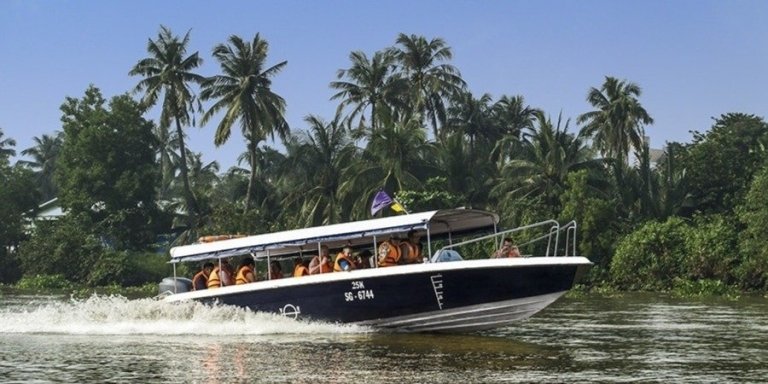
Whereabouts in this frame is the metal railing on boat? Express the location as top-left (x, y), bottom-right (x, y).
top-left (435, 219), bottom-right (578, 258)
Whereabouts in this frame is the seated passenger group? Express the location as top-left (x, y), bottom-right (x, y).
top-left (377, 230), bottom-right (423, 267)
top-left (194, 231), bottom-right (425, 288)
top-left (190, 258), bottom-right (252, 290)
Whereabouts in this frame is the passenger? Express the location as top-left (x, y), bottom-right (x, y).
top-left (400, 230), bottom-right (423, 264)
top-left (293, 258), bottom-right (309, 277)
top-left (309, 245), bottom-right (333, 274)
top-left (192, 262), bottom-right (214, 290)
top-left (269, 260), bottom-right (283, 279)
top-left (334, 246), bottom-right (356, 272)
top-left (492, 237), bottom-right (521, 258)
top-left (354, 249), bottom-right (373, 269)
top-left (207, 259), bottom-right (234, 288)
top-left (235, 258), bottom-right (257, 285)
top-left (377, 236), bottom-right (402, 267)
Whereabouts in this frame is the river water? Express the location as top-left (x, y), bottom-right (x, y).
top-left (0, 291), bottom-right (765, 383)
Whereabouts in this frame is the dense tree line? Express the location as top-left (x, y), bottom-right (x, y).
top-left (1, 26), bottom-right (767, 292)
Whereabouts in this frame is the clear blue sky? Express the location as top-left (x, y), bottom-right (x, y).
top-left (1, 1), bottom-right (766, 170)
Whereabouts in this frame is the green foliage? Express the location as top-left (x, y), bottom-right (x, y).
top-left (493, 112), bottom-right (600, 217)
top-left (611, 214), bottom-right (745, 292)
top-left (0, 163), bottom-right (40, 283)
top-left (203, 204), bottom-right (270, 236)
top-left (560, 170), bottom-right (618, 266)
top-left (611, 217), bottom-right (690, 290)
top-left (130, 25), bottom-right (205, 226)
top-left (19, 132), bottom-right (64, 202)
top-left (577, 76), bottom-right (653, 166)
top-left (86, 250), bottom-right (128, 287)
top-left (681, 214), bottom-right (740, 284)
top-left (278, 116), bottom-right (355, 226)
top-left (681, 113), bottom-right (768, 215)
top-left (396, 177), bottom-right (463, 212)
top-left (450, 239), bottom-right (497, 261)
top-left (19, 214), bottom-right (173, 287)
top-left (15, 274), bottom-right (74, 291)
top-left (0, 127), bottom-right (16, 164)
top-left (671, 278), bottom-right (740, 298)
top-left (56, 86), bottom-right (159, 250)
top-left (200, 33), bottom-right (289, 214)
top-left (119, 252), bottom-right (173, 287)
top-left (736, 161), bottom-right (768, 290)
top-left (0, 249), bottom-right (22, 285)
top-left (18, 213), bottom-right (105, 284)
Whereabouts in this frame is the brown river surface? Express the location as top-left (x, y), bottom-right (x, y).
top-left (1, 291), bottom-right (766, 383)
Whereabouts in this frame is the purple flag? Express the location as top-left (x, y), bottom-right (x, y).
top-left (370, 190), bottom-right (393, 216)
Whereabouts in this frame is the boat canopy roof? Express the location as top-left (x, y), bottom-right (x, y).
top-left (169, 209), bottom-right (499, 263)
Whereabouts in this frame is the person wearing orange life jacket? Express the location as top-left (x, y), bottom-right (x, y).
top-left (293, 258), bottom-right (309, 277)
top-left (207, 259), bottom-right (234, 288)
top-left (192, 262), bottom-right (214, 290)
top-left (309, 245), bottom-right (333, 274)
top-left (334, 246), bottom-right (356, 272)
top-left (377, 236), bottom-right (402, 267)
top-left (235, 258), bottom-right (257, 285)
top-left (400, 230), bottom-right (423, 264)
top-left (268, 260), bottom-right (283, 279)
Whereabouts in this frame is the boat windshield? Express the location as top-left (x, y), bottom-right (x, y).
top-left (431, 249), bottom-right (463, 263)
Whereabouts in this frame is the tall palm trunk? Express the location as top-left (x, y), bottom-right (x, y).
top-left (371, 100), bottom-right (377, 132)
top-left (244, 137), bottom-right (258, 214)
top-left (175, 117), bottom-right (198, 224)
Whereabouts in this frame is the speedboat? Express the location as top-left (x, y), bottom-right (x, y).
top-left (160, 209), bottom-right (591, 332)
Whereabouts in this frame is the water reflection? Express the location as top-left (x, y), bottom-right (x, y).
top-left (1, 292), bottom-right (766, 383)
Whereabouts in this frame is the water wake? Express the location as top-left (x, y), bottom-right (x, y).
top-left (0, 295), bottom-right (369, 335)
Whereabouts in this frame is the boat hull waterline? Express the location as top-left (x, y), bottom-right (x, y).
top-left (164, 257), bottom-right (590, 332)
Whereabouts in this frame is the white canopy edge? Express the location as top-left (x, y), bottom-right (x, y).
top-left (169, 209), bottom-right (499, 263)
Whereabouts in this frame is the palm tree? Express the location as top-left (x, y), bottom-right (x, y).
top-left (330, 50), bottom-right (406, 133)
top-left (391, 33), bottom-right (466, 139)
top-left (200, 33), bottom-right (288, 213)
top-left (0, 128), bottom-right (16, 164)
top-left (186, 152), bottom-right (220, 194)
top-left (492, 95), bottom-right (540, 142)
top-left (445, 91), bottom-right (494, 150)
top-left (577, 76), bottom-right (653, 166)
top-left (129, 25), bottom-right (205, 225)
top-left (232, 145), bottom-right (287, 227)
top-left (19, 132), bottom-right (63, 201)
top-left (341, 116), bottom-right (435, 218)
top-left (281, 115), bottom-right (357, 226)
top-left (153, 123), bottom-right (181, 200)
top-left (166, 152), bottom-right (219, 245)
top-left (433, 131), bottom-right (494, 208)
top-left (490, 95), bottom-right (540, 167)
top-left (492, 112), bottom-right (605, 217)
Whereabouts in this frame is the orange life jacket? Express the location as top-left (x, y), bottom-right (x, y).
top-left (235, 265), bottom-right (256, 285)
top-left (377, 241), bottom-right (402, 267)
top-left (207, 267), bottom-right (222, 288)
top-left (310, 256), bottom-right (333, 274)
top-left (294, 264), bottom-right (309, 277)
top-left (402, 242), bottom-right (421, 264)
top-left (334, 253), bottom-right (356, 272)
top-left (192, 270), bottom-right (209, 290)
